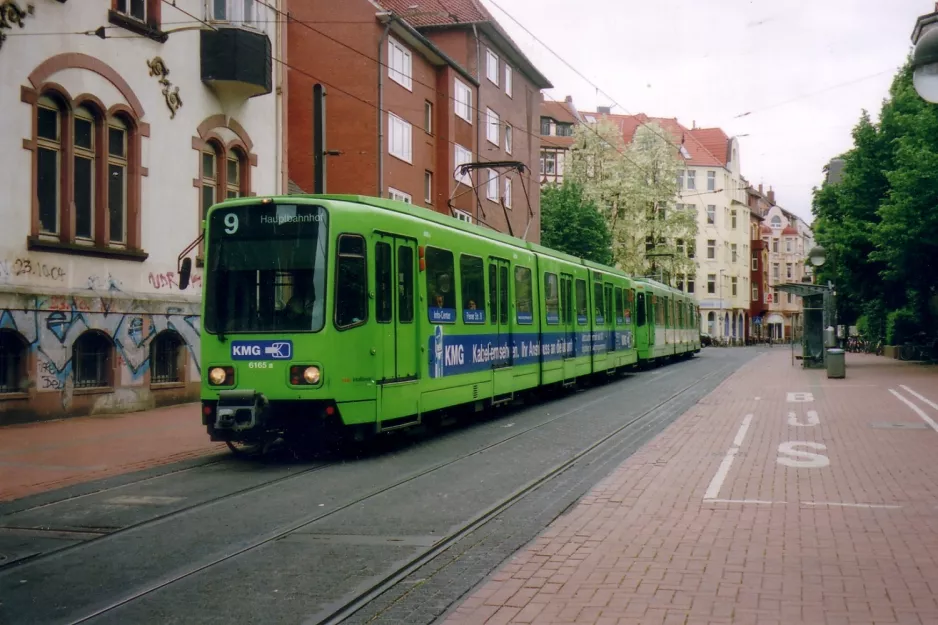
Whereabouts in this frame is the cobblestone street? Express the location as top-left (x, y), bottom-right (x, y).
top-left (442, 352), bottom-right (938, 625)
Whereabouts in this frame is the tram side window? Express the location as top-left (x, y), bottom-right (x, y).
top-left (544, 273), bottom-right (559, 324)
top-left (625, 290), bottom-right (634, 325)
top-left (398, 246), bottom-right (414, 323)
top-left (560, 276), bottom-right (572, 325)
top-left (575, 279), bottom-right (588, 325)
top-left (593, 280), bottom-right (604, 321)
top-left (636, 292), bottom-right (646, 327)
top-left (489, 264), bottom-right (497, 324)
top-left (460, 255), bottom-right (485, 323)
top-left (615, 287), bottom-right (623, 324)
top-left (515, 266), bottom-right (533, 324)
top-left (335, 234), bottom-right (367, 329)
top-left (656, 298), bottom-right (665, 325)
top-left (426, 247), bottom-right (456, 323)
top-left (376, 242), bottom-right (393, 324)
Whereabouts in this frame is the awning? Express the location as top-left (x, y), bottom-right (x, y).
top-left (774, 282), bottom-right (829, 297)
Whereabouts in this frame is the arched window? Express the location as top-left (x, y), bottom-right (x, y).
top-left (72, 331), bottom-right (113, 389)
top-left (770, 215), bottom-right (782, 228)
top-left (199, 143), bottom-right (249, 219)
top-left (150, 331), bottom-right (185, 384)
top-left (37, 95), bottom-right (64, 237)
top-left (108, 116), bottom-right (129, 244)
top-left (73, 105), bottom-right (97, 241)
top-left (0, 330), bottom-right (29, 394)
top-left (31, 91), bottom-right (141, 251)
top-left (707, 311), bottom-right (715, 335)
top-left (226, 150), bottom-right (244, 199)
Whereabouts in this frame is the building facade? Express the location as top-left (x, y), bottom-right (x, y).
top-left (761, 203), bottom-right (814, 340)
top-left (569, 112), bottom-right (752, 341)
top-left (538, 96), bottom-right (580, 185)
top-left (288, 0), bottom-right (551, 241)
top-left (0, 0), bottom-right (284, 424)
top-left (747, 184), bottom-right (772, 340)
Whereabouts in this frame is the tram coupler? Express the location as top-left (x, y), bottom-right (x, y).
top-left (214, 390), bottom-right (269, 433)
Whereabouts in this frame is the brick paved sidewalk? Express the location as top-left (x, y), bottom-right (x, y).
top-left (0, 403), bottom-right (224, 502)
top-left (442, 351), bottom-right (938, 625)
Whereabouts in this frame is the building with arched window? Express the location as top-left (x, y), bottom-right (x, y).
top-left (0, 0), bottom-right (285, 424)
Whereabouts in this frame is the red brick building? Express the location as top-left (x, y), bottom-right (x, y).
top-left (747, 183), bottom-right (772, 340)
top-left (287, 0), bottom-right (551, 242)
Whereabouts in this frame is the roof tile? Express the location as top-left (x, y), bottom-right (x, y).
top-left (579, 111), bottom-right (725, 167)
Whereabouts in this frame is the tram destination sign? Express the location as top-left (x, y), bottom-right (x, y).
top-left (209, 203), bottom-right (327, 239)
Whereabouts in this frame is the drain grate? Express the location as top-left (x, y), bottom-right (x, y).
top-left (869, 422), bottom-right (928, 430)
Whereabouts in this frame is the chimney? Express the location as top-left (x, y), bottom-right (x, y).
top-left (565, 95), bottom-right (573, 103)
top-left (767, 187), bottom-right (775, 204)
top-left (597, 106), bottom-right (611, 114)
top-left (758, 183), bottom-right (763, 195)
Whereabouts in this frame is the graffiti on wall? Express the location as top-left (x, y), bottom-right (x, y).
top-left (0, 257), bottom-right (67, 283)
top-left (0, 294), bottom-right (200, 409)
top-left (148, 271), bottom-right (202, 290)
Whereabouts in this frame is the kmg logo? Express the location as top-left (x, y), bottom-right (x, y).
top-left (231, 340), bottom-right (293, 361)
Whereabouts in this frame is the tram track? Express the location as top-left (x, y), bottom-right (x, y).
top-left (311, 361), bottom-right (732, 625)
top-left (55, 356), bottom-right (729, 625)
top-left (0, 457), bottom-right (336, 572)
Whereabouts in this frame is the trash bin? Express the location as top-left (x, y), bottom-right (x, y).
top-left (827, 348), bottom-right (845, 379)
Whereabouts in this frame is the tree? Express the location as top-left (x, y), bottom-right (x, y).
top-left (566, 118), bottom-right (696, 281)
top-left (540, 181), bottom-right (613, 265)
top-left (812, 57), bottom-right (938, 341)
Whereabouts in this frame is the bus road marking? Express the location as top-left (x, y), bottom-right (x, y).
top-left (704, 414), bottom-right (753, 501)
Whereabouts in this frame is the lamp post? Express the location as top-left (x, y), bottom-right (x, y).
top-left (911, 6), bottom-right (938, 103)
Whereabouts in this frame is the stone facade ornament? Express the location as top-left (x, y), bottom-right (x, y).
top-left (147, 56), bottom-right (182, 119)
top-left (0, 1), bottom-right (35, 52)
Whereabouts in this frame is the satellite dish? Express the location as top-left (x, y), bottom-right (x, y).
top-left (807, 246), bottom-right (826, 267)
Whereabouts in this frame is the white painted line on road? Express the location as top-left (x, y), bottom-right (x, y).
top-left (733, 414), bottom-right (753, 447)
top-left (704, 414), bottom-right (753, 500)
top-left (889, 389), bottom-right (938, 434)
top-left (801, 501), bottom-right (902, 509)
top-left (706, 498), bottom-right (783, 505)
top-left (900, 385), bottom-right (938, 412)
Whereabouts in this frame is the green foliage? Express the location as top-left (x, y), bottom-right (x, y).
top-left (812, 57), bottom-right (938, 341)
top-left (886, 308), bottom-right (919, 346)
top-left (540, 181), bottom-right (613, 265)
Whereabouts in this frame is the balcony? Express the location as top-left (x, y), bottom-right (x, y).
top-left (200, 26), bottom-right (272, 99)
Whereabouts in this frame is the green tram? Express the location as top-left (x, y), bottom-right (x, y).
top-left (180, 195), bottom-right (701, 450)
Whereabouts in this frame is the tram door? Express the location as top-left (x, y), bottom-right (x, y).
top-left (560, 273), bottom-right (576, 383)
top-left (604, 283), bottom-right (616, 353)
top-left (488, 258), bottom-right (513, 397)
top-left (375, 235), bottom-right (419, 420)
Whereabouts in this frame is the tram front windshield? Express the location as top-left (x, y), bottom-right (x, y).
top-left (204, 203), bottom-right (328, 334)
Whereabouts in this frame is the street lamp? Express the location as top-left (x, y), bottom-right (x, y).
top-left (912, 8), bottom-right (938, 102)
top-left (807, 245), bottom-right (826, 268)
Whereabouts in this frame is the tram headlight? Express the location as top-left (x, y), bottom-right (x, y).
top-left (209, 367), bottom-right (229, 385)
top-left (290, 365), bottom-right (322, 386)
top-left (303, 366), bottom-right (321, 384)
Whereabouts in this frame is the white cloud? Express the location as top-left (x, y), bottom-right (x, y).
top-left (482, 0), bottom-right (926, 222)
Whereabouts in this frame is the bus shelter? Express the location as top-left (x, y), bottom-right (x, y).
top-left (775, 282), bottom-right (835, 369)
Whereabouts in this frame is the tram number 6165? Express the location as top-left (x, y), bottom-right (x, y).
top-left (248, 362), bottom-right (273, 369)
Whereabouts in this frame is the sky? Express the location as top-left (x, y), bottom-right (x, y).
top-left (479, 0), bottom-right (931, 224)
